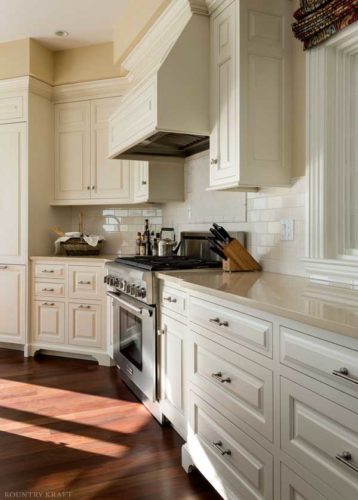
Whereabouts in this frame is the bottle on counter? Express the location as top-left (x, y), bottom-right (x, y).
top-left (135, 232), bottom-right (142, 255)
top-left (140, 235), bottom-right (146, 256)
top-left (144, 219), bottom-right (152, 256)
top-left (152, 237), bottom-right (158, 256)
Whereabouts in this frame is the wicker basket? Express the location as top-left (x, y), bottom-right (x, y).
top-left (61, 238), bottom-right (103, 256)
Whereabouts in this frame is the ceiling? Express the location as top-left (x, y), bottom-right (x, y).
top-left (0, 0), bottom-right (129, 50)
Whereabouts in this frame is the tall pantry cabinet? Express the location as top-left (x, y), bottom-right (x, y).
top-left (0, 78), bottom-right (71, 348)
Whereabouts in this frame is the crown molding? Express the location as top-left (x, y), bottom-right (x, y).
top-left (52, 76), bottom-right (132, 103)
top-left (28, 77), bottom-right (53, 100)
top-left (205, 0), bottom-right (227, 14)
top-left (122, 0), bottom-right (208, 83)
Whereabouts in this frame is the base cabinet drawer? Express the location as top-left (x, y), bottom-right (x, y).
top-left (34, 263), bottom-right (65, 279)
top-left (161, 284), bottom-right (187, 316)
top-left (281, 464), bottom-right (328, 500)
top-left (68, 303), bottom-right (102, 348)
top-left (189, 296), bottom-right (272, 358)
top-left (281, 378), bottom-right (358, 499)
top-left (68, 266), bottom-right (103, 300)
top-left (190, 326), bottom-right (273, 441)
top-left (188, 390), bottom-right (273, 500)
top-left (32, 301), bottom-right (65, 344)
top-left (34, 281), bottom-right (65, 298)
top-left (280, 326), bottom-right (358, 397)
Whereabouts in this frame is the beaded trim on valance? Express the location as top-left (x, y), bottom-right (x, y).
top-left (292, 0), bottom-right (358, 50)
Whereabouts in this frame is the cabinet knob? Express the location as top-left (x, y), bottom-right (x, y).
top-left (141, 181), bottom-right (147, 185)
top-left (210, 158), bottom-right (218, 165)
top-left (87, 186), bottom-right (90, 190)
top-left (91, 186), bottom-right (95, 190)
top-left (0, 266), bottom-right (8, 270)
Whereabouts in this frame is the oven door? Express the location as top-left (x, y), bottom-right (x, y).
top-left (108, 291), bottom-right (156, 402)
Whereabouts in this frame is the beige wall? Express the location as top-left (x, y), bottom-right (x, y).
top-left (29, 39), bottom-right (54, 85)
top-left (113, 0), bottom-right (171, 65)
top-left (53, 42), bottom-right (124, 85)
top-left (0, 39), bottom-right (30, 80)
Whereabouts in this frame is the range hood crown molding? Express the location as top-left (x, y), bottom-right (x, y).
top-left (122, 0), bottom-right (209, 83)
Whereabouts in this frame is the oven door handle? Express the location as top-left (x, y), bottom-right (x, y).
top-left (107, 291), bottom-right (152, 317)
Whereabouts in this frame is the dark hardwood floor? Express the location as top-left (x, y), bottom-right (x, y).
top-left (0, 348), bottom-right (219, 500)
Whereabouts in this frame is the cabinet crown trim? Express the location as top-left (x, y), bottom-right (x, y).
top-left (52, 77), bottom-right (132, 103)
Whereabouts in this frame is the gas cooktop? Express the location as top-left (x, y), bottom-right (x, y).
top-left (114, 255), bottom-right (221, 271)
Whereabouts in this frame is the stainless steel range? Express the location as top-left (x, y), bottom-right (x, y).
top-left (105, 231), bottom-right (245, 422)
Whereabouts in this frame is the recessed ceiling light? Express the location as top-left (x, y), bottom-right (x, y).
top-left (55, 30), bottom-right (69, 38)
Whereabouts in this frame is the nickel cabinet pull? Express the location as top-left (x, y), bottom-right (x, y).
top-left (211, 372), bottom-right (231, 384)
top-left (42, 288), bottom-right (55, 292)
top-left (332, 367), bottom-right (358, 385)
top-left (163, 296), bottom-right (177, 303)
top-left (42, 269), bottom-right (54, 274)
top-left (336, 451), bottom-right (358, 473)
top-left (79, 305), bottom-right (91, 309)
top-left (209, 317), bottom-right (229, 327)
top-left (0, 266), bottom-right (8, 270)
top-left (43, 302), bottom-right (55, 306)
top-left (78, 281), bottom-right (91, 285)
top-left (212, 441), bottom-right (231, 456)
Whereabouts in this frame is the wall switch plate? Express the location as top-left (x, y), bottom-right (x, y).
top-left (280, 219), bottom-right (294, 241)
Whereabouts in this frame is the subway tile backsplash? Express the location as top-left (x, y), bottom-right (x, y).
top-left (71, 206), bottom-right (163, 255)
top-left (71, 151), bottom-right (307, 277)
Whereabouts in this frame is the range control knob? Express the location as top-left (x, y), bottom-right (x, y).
top-left (140, 288), bottom-right (147, 299)
top-left (126, 283), bottom-right (131, 294)
top-left (130, 284), bottom-right (137, 295)
top-left (122, 280), bottom-right (127, 291)
top-left (135, 286), bottom-right (141, 298)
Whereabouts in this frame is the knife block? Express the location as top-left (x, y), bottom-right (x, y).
top-left (222, 239), bottom-right (262, 272)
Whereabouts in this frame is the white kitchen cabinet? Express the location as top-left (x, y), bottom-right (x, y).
top-left (159, 313), bottom-right (187, 439)
top-left (209, 0), bottom-right (292, 191)
top-left (30, 258), bottom-right (110, 365)
top-left (32, 300), bottom-right (65, 344)
top-left (132, 157), bottom-right (184, 204)
top-left (0, 265), bottom-right (26, 344)
top-left (90, 98), bottom-right (131, 202)
top-left (55, 101), bottom-right (91, 201)
top-left (68, 302), bottom-right (102, 348)
top-left (0, 122), bottom-right (27, 263)
top-left (54, 98), bottom-right (131, 204)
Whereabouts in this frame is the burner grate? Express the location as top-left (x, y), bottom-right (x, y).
top-left (114, 256), bottom-right (221, 271)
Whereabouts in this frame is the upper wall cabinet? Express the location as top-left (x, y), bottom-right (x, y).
top-left (208, 0), bottom-right (292, 191)
top-left (54, 97), bottom-right (131, 204)
top-left (53, 97), bottom-right (184, 205)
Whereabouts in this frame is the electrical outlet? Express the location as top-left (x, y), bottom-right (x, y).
top-left (280, 219), bottom-right (294, 241)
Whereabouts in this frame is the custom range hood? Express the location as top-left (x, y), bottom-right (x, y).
top-left (108, 0), bottom-right (210, 160)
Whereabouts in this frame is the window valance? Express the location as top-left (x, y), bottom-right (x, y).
top-left (292, 0), bottom-right (358, 49)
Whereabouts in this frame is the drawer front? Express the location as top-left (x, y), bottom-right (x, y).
top-left (34, 263), bottom-right (65, 280)
top-left (281, 378), bottom-right (358, 499)
top-left (188, 390), bottom-right (273, 500)
top-left (34, 281), bottom-right (65, 298)
top-left (68, 302), bottom-right (102, 348)
top-left (161, 284), bottom-right (186, 316)
top-left (68, 266), bottom-right (103, 300)
top-left (32, 300), bottom-right (65, 344)
top-left (0, 95), bottom-right (25, 123)
top-left (189, 295), bottom-right (272, 357)
top-left (280, 326), bottom-right (358, 397)
top-left (281, 464), bottom-right (327, 500)
top-left (190, 327), bottom-right (273, 441)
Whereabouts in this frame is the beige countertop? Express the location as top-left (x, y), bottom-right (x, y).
top-left (156, 270), bottom-right (358, 340)
top-left (30, 255), bottom-right (117, 263)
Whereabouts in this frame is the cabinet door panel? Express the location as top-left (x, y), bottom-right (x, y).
top-left (68, 303), bottom-right (102, 348)
top-left (133, 161), bottom-right (149, 202)
top-left (0, 123), bottom-right (26, 262)
top-left (32, 300), bottom-right (65, 344)
top-left (210, 1), bottom-right (237, 186)
top-left (0, 265), bottom-right (25, 343)
top-left (160, 314), bottom-right (186, 438)
top-left (91, 98), bottom-right (131, 201)
top-left (55, 102), bottom-right (91, 200)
